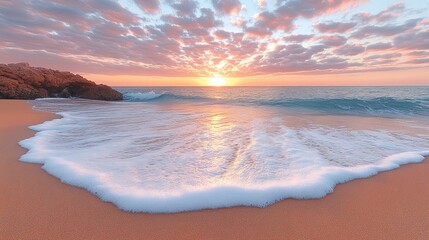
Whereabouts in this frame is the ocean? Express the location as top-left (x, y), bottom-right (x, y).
top-left (20, 86), bottom-right (429, 213)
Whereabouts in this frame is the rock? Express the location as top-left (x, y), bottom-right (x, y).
top-left (59, 87), bottom-right (71, 98)
top-left (0, 63), bottom-right (123, 101)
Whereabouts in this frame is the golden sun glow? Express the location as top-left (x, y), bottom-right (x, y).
top-left (208, 76), bottom-right (227, 87)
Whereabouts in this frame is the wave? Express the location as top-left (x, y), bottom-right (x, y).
top-left (123, 91), bottom-right (166, 101)
top-left (122, 91), bottom-right (429, 116)
top-left (261, 97), bottom-right (429, 115)
top-left (123, 91), bottom-right (209, 102)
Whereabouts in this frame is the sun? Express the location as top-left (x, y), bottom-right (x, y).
top-left (208, 76), bottom-right (227, 87)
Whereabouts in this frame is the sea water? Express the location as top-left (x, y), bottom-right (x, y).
top-left (20, 87), bottom-right (429, 213)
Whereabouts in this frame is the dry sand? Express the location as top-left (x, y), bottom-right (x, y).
top-left (0, 99), bottom-right (428, 240)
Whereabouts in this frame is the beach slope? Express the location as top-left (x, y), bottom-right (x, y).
top-left (0, 100), bottom-right (427, 240)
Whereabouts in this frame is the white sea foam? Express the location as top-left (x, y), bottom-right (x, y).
top-left (20, 99), bottom-right (429, 213)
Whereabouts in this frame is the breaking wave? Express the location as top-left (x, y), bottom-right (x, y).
top-left (122, 91), bottom-right (429, 116)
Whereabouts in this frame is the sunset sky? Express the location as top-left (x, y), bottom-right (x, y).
top-left (1, 0), bottom-right (428, 86)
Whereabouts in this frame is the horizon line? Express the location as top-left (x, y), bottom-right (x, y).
top-left (111, 85), bottom-right (429, 87)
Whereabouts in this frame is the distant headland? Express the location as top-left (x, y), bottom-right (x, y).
top-left (0, 63), bottom-right (122, 101)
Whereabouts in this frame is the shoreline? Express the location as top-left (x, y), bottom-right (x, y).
top-left (0, 99), bottom-right (428, 239)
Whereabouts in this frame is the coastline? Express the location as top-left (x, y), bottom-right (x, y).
top-left (0, 100), bottom-right (427, 240)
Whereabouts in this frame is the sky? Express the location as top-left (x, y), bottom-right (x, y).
top-left (0, 0), bottom-right (428, 86)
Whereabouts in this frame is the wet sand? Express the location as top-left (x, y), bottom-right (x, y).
top-left (0, 99), bottom-right (428, 240)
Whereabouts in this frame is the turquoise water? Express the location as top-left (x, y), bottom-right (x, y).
top-left (117, 86), bottom-right (429, 116)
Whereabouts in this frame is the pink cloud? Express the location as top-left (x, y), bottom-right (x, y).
top-left (257, 0), bottom-right (266, 8)
top-left (245, 0), bottom-right (366, 37)
top-left (353, 3), bottom-right (405, 23)
top-left (213, 30), bottom-right (231, 40)
top-left (0, 0), bottom-right (428, 79)
top-left (211, 0), bottom-right (242, 15)
top-left (134, 0), bottom-right (160, 14)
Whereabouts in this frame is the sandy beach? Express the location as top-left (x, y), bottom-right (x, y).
top-left (0, 99), bottom-right (428, 240)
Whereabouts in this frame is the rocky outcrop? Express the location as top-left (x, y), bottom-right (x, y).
top-left (0, 63), bottom-right (122, 101)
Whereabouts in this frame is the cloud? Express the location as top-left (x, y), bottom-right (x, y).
top-left (394, 30), bottom-right (429, 50)
top-left (353, 3), bottom-right (405, 23)
top-left (408, 51), bottom-right (429, 57)
top-left (284, 34), bottom-right (314, 43)
top-left (406, 58), bottom-right (429, 64)
top-left (275, 0), bottom-right (366, 18)
top-left (351, 18), bottom-right (420, 39)
top-left (134, 0), bottom-right (160, 14)
top-left (365, 53), bottom-right (401, 60)
top-left (0, 0), bottom-right (428, 78)
top-left (256, 0), bottom-right (266, 8)
top-left (366, 42), bottom-right (393, 51)
top-left (245, 0), bottom-right (366, 37)
top-left (315, 22), bottom-right (356, 33)
top-left (168, 0), bottom-right (198, 16)
top-left (334, 44), bottom-right (365, 56)
top-left (213, 30), bottom-right (231, 40)
top-left (211, 0), bottom-right (241, 15)
top-left (319, 35), bottom-right (347, 47)
top-left (91, 0), bottom-right (141, 25)
top-left (245, 11), bottom-right (287, 37)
